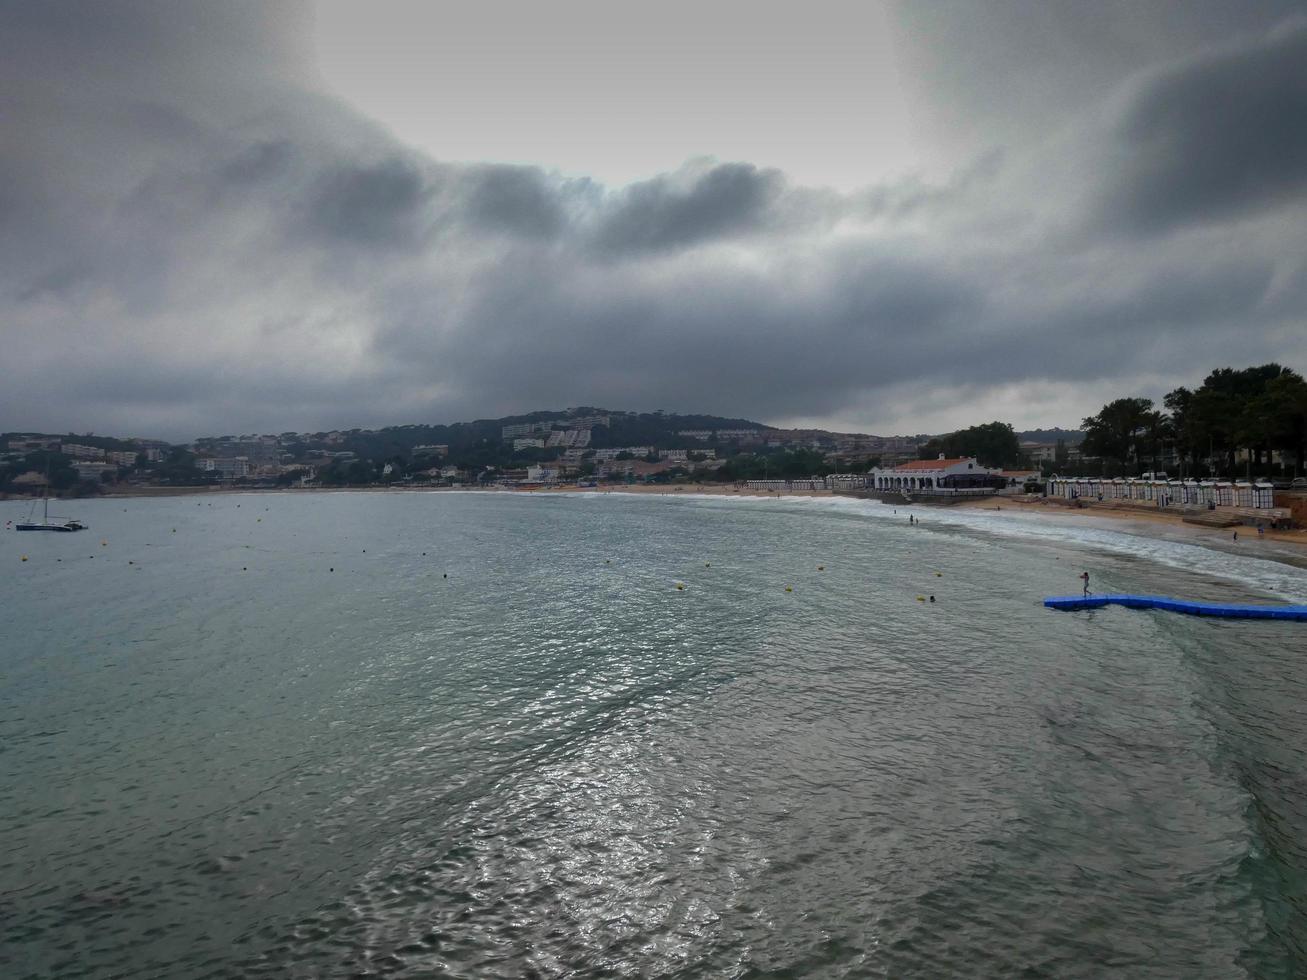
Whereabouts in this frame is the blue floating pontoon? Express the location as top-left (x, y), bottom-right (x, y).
top-left (1045, 595), bottom-right (1307, 620)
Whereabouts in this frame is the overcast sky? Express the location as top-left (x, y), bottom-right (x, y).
top-left (2, 1), bottom-right (1305, 440)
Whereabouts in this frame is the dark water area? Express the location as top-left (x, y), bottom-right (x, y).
top-left (3, 491), bottom-right (1307, 978)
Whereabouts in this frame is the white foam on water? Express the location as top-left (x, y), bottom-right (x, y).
top-left (561, 491), bottom-right (1307, 604)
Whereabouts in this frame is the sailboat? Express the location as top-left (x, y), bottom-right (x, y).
top-left (15, 470), bottom-right (87, 532)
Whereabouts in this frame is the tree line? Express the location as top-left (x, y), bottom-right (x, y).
top-left (1079, 364), bottom-right (1307, 478)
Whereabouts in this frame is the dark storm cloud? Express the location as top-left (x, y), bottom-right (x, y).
top-left (454, 165), bottom-right (573, 239)
top-left (0, 1), bottom-right (1304, 440)
top-left (592, 162), bottom-right (786, 254)
top-left (1098, 18), bottom-right (1307, 235)
top-left (307, 156), bottom-right (432, 246)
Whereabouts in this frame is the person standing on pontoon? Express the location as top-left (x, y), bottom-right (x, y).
top-left (1080, 571), bottom-right (1091, 596)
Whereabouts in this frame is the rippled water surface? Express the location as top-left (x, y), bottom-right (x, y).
top-left (3, 490), bottom-right (1307, 978)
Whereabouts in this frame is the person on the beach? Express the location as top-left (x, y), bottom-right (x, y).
top-left (1233, 530), bottom-right (1238, 541)
top-left (1080, 571), bottom-right (1090, 596)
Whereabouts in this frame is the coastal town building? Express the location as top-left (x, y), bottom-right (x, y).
top-left (412, 444), bottom-right (449, 457)
top-left (513, 438), bottom-right (546, 450)
top-left (595, 461), bottom-right (635, 479)
top-left (502, 421), bottom-right (553, 439)
top-left (71, 461), bottom-right (118, 482)
top-left (592, 447), bottom-right (653, 461)
top-left (6, 437), bottom-right (61, 452)
top-left (197, 457), bottom-right (249, 480)
top-left (870, 455), bottom-right (1002, 491)
top-left (525, 464), bottom-right (558, 483)
top-left (1020, 441), bottom-right (1058, 463)
top-left (62, 443), bottom-right (106, 460)
top-left (546, 428), bottom-right (591, 449)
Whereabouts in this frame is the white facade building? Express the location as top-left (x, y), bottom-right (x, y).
top-left (869, 455), bottom-right (1000, 492)
top-left (71, 461), bottom-right (117, 482)
top-left (197, 457), bottom-right (249, 480)
top-left (526, 465), bottom-right (559, 483)
top-left (63, 443), bottom-right (106, 460)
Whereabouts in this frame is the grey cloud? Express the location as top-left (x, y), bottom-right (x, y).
top-left (306, 156), bottom-right (432, 247)
top-left (219, 140), bottom-right (296, 186)
top-left (1, 1), bottom-right (1305, 441)
top-left (591, 162), bottom-right (785, 254)
top-left (1097, 18), bottom-right (1307, 235)
top-left (452, 165), bottom-right (573, 239)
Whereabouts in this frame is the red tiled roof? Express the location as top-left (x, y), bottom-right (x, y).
top-left (893, 458), bottom-right (970, 471)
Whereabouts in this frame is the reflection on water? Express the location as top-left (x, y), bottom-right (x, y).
top-left (2, 490), bottom-right (1306, 978)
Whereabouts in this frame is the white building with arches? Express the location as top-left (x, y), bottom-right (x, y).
top-left (869, 455), bottom-right (1001, 492)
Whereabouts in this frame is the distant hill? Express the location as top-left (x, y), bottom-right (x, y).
top-left (289, 408), bottom-right (775, 461)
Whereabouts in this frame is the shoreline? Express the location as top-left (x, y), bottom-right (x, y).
top-left (947, 493), bottom-right (1307, 565)
top-left (9, 482), bottom-right (1304, 560)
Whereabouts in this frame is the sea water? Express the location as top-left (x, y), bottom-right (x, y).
top-left (2, 490), bottom-right (1307, 978)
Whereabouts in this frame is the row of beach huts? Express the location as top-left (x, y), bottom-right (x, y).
top-left (1045, 477), bottom-right (1277, 509)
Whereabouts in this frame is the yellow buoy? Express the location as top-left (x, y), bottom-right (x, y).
top-left (817, 565), bottom-right (824, 571)
top-left (916, 595), bottom-right (926, 602)
top-left (785, 585), bottom-right (793, 592)
top-left (21, 555), bottom-right (28, 562)
top-left (676, 582), bottom-right (685, 590)
top-left (101, 540), bottom-right (107, 546)
top-left (934, 571), bottom-right (942, 577)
